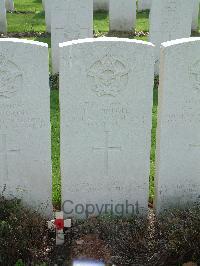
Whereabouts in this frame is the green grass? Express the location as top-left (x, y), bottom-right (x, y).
top-left (150, 82), bottom-right (158, 201)
top-left (7, 11), bottom-right (46, 32)
top-left (94, 11), bottom-right (109, 33)
top-left (5, 0), bottom-right (200, 204)
top-left (14, 0), bottom-right (43, 12)
top-left (136, 10), bottom-right (149, 32)
top-left (50, 90), bottom-right (61, 203)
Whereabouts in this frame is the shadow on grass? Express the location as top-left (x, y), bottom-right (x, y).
top-left (137, 10), bottom-right (150, 20)
top-left (34, 36), bottom-right (51, 47)
top-left (149, 79), bottom-right (159, 203)
top-left (191, 30), bottom-right (200, 37)
top-left (94, 10), bottom-right (108, 21)
top-left (33, 10), bottom-right (45, 19)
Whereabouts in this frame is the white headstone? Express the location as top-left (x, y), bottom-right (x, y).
top-left (192, 0), bottom-right (200, 31)
top-left (51, 0), bottom-right (93, 74)
top-left (138, 0), bottom-right (152, 11)
top-left (93, 0), bottom-right (109, 11)
top-left (0, 39), bottom-right (52, 217)
top-left (42, 0), bottom-right (45, 9)
top-left (60, 38), bottom-right (155, 218)
top-left (109, 0), bottom-right (136, 32)
top-left (45, 0), bottom-right (51, 33)
top-left (155, 37), bottom-right (200, 212)
top-left (5, 0), bottom-right (14, 11)
top-left (0, 0), bottom-right (7, 33)
top-left (149, 0), bottom-right (194, 74)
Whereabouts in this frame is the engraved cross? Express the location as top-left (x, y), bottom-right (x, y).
top-left (0, 134), bottom-right (20, 179)
top-left (93, 131), bottom-right (121, 176)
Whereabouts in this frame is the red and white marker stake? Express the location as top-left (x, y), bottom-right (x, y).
top-left (48, 211), bottom-right (71, 245)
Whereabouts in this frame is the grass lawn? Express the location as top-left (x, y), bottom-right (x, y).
top-left (13, 0), bottom-right (43, 12)
top-left (5, 0), bottom-right (200, 204)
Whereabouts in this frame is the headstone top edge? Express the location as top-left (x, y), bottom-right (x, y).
top-left (59, 37), bottom-right (155, 48)
top-left (161, 37), bottom-right (200, 49)
top-left (0, 38), bottom-right (48, 48)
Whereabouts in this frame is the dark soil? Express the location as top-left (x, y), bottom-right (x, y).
top-left (0, 32), bottom-right (50, 38)
top-left (1, 195), bottom-right (200, 266)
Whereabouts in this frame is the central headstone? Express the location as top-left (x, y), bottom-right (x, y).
top-left (149, 0), bottom-right (194, 74)
top-left (60, 38), bottom-right (154, 218)
top-left (51, 0), bottom-right (93, 74)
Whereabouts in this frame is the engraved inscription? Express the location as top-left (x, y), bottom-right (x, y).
top-left (0, 134), bottom-right (20, 179)
top-left (87, 54), bottom-right (129, 97)
top-left (93, 131), bottom-right (122, 176)
top-left (189, 60), bottom-right (200, 91)
top-left (0, 54), bottom-right (23, 98)
top-left (160, 183), bottom-right (200, 206)
top-left (0, 103), bottom-right (46, 130)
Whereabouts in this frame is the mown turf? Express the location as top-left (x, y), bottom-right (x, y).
top-left (14, 0), bottom-right (43, 12)
top-left (50, 90), bottom-right (61, 203)
top-left (5, 0), bottom-right (200, 204)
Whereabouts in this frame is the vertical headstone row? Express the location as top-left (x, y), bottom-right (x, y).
top-left (42, 0), bottom-right (45, 9)
top-left (149, 0), bottom-right (194, 74)
top-left (0, 0), bottom-right (7, 33)
top-left (109, 0), bottom-right (136, 32)
top-left (192, 0), bottom-right (200, 31)
top-left (44, 0), bottom-right (51, 33)
top-left (59, 38), bottom-right (155, 218)
top-left (5, 0), bottom-right (14, 11)
top-left (51, 0), bottom-right (93, 74)
top-left (0, 39), bottom-right (52, 217)
top-left (93, 0), bottom-right (109, 11)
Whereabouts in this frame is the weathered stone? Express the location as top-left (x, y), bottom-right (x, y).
top-left (155, 37), bottom-right (200, 212)
top-left (0, 39), bottom-right (52, 217)
top-left (192, 0), bottom-right (200, 31)
top-left (149, 0), bottom-right (194, 74)
top-left (51, 0), bottom-right (93, 74)
top-left (138, 0), bottom-right (152, 11)
top-left (5, 0), bottom-right (14, 11)
top-left (93, 0), bottom-right (109, 11)
top-left (0, 0), bottom-right (7, 33)
top-left (45, 0), bottom-right (51, 33)
top-left (109, 0), bottom-right (136, 32)
top-left (60, 38), bottom-right (155, 218)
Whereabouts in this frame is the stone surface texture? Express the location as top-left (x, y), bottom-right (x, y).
top-left (0, 39), bottom-right (52, 217)
top-left (109, 0), bottom-right (136, 32)
top-left (93, 0), bottom-right (109, 11)
top-left (60, 38), bottom-right (155, 218)
top-left (0, 0), bottom-right (7, 33)
top-left (51, 0), bottom-right (93, 73)
top-left (138, 0), bottom-right (152, 11)
top-left (149, 0), bottom-right (194, 74)
top-left (155, 37), bottom-right (200, 212)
